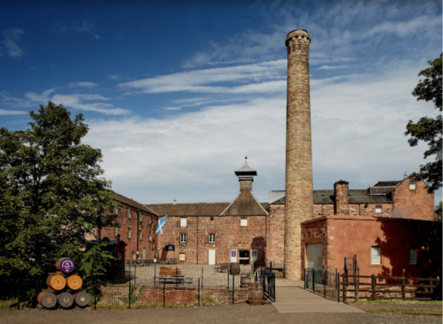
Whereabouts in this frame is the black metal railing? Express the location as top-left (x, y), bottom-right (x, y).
top-left (261, 269), bottom-right (275, 302)
top-left (304, 268), bottom-right (339, 302)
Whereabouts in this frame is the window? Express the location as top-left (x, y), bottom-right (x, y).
top-left (409, 248), bottom-right (417, 265)
top-left (409, 182), bottom-right (416, 190)
top-left (139, 229), bottom-right (143, 240)
top-left (375, 205), bottom-right (382, 214)
top-left (180, 233), bottom-right (187, 243)
top-left (114, 225), bottom-right (118, 237)
top-left (139, 212), bottom-right (143, 223)
top-left (179, 253), bottom-right (186, 261)
top-left (371, 246), bottom-right (381, 265)
top-left (180, 218), bottom-right (187, 228)
top-left (128, 207), bottom-right (131, 219)
top-left (114, 205), bottom-right (118, 215)
top-left (241, 217), bottom-right (247, 226)
top-left (127, 227), bottom-right (131, 238)
top-left (209, 234), bottom-right (215, 243)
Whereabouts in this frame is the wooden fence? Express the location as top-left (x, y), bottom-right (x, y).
top-left (341, 273), bottom-right (440, 302)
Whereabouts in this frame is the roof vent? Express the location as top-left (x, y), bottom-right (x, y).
top-left (173, 198), bottom-right (176, 205)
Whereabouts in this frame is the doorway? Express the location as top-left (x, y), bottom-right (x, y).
top-left (209, 249), bottom-right (216, 265)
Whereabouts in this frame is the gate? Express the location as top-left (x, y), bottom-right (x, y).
top-left (261, 269), bottom-right (275, 302)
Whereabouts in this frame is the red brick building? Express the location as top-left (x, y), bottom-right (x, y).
top-left (146, 158), bottom-right (269, 265)
top-left (85, 191), bottom-right (159, 262)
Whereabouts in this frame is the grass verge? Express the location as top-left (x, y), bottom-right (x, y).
top-left (365, 308), bottom-right (442, 315)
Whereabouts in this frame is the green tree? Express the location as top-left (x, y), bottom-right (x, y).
top-left (405, 53), bottom-right (442, 193)
top-left (435, 201), bottom-right (442, 222)
top-left (0, 102), bottom-right (116, 300)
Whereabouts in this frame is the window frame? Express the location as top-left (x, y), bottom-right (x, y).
top-left (371, 246), bottom-right (381, 265)
top-left (114, 225), bottom-right (118, 237)
top-left (241, 217), bottom-right (247, 227)
top-left (180, 233), bottom-right (187, 243)
top-left (179, 253), bottom-right (186, 261)
top-left (409, 248), bottom-right (417, 265)
top-left (127, 226), bottom-right (131, 239)
top-left (180, 218), bottom-right (187, 228)
top-left (375, 205), bottom-right (382, 214)
top-left (209, 234), bottom-right (215, 243)
top-left (409, 182), bottom-right (416, 190)
top-left (139, 229), bottom-right (143, 240)
top-left (128, 207), bottom-right (131, 219)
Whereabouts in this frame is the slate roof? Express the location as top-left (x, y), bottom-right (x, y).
top-left (271, 189), bottom-right (392, 205)
top-left (370, 180), bottom-right (402, 195)
top-left (145, 202), bottom-right (269, 217)
top-left (111, 192), bottom-right (158, 216)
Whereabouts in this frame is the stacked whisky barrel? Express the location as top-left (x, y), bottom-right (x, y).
top-left (37, 258), bottom-right (89, 309)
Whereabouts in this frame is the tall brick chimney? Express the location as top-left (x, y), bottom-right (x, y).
top-left (284, 29), bottom-right (314, 280)
top-left (334, 180), bottom-right (349, 215)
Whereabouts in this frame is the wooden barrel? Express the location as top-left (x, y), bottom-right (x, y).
top-left (73, 291), bottom-right (90, 307)
top-left (37, 291), bottom-right (57, 309)
top-left (248, 283), bottom-right (263, 305)
top-left (55, 258), bottom-right (75, 274)
top-left (46, 274), bottom-right (66, 291)
top-left (230, 263), bottom-right (240, 275)
top-left (67, 274), bottom-right (82, 290)
top-left (57, 292), bottom-right (74, 308)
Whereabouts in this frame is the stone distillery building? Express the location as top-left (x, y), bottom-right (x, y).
top-left (93, 29), bottom-right (441, 281)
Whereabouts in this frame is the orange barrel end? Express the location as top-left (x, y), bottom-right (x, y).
top-left (46, 274), bottom-right (66, 291)
top-left (37, 291), bottom-right (57, 309)
top-left (73, 291), bottom-right (90, 307)
top-left (67, 274), bottom-right (83, 290)
top-left (57, 292), bottom-right (74, 308)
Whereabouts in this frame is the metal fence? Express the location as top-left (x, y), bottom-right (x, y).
top-left (304, 268), bottom-right (340, 302)
top-left (260, 269), bottom-right (275, 302)
top-left (0, 263), bottom-right (255, 310)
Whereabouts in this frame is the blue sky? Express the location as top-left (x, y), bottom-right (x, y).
top-left (1, 0), bottom-right (441, 205)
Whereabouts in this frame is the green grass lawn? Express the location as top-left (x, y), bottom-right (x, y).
top-left (365, 308), bottom-right (442, 315)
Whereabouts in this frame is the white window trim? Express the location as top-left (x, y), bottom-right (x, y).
top-left (179, 253), bottom-right (186, 261)
top-left (139, 229), bottom-right (143, 240)
top-left (180, 233), bottom-right (187, 243)
top-left (241, 217), bottom-right (247, 227)
top-left (114, 225), bottom-right (118, 237)
top-left (371, 246), bottom-right (381, 265)
top-left (409, 183), bottom-right (416, 190)
top-left (180, 218), bottom-right (187, 228)
top-left (209, 234), bottom-right (215, 243)
top-left (409, 248), bottom-right (417, 265)
top-left (128, 227), bottom-right (131, 239)
top-left (375, 205), bottom-right (382, 214)
top-left (128, 207), bottom-right (131, 219)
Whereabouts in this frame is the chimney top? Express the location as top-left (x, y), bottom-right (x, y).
top-left (235, 156), bottom-right (257, 181)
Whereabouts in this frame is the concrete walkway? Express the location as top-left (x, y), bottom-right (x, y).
top-left (272, 287), bottom-right (364, 313)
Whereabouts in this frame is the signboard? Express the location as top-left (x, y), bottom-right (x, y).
top-left (165, 244), bottom-right (175, 251)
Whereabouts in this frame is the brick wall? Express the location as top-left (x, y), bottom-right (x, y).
top-left (157, 215), bottom-right (267, 265)
top-left (392, 178), bottom-right (435, 221)
top-left (300, 217), bottom-right (328, 276)
top-left (99, 284), bottom-right (249, 307)
top-left (86, 203), bottom-right (159, 261)
top-left (267, 204), bottom-right (285, 266)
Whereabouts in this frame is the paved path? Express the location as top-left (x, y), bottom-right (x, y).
top-left (272, 286), bottom-right (364, 313)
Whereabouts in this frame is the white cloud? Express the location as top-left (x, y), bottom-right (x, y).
top-left (120, 60), bottom-right (286, 94)
top-left (0, 109), bottom-right (27, 115)
top-left (4, 88), bottom-right (129, 115)
top-left (68, 82), bottom-right (98, 88)
top-left (84, 63), bottom-right (436, 204)
top-left (1, 28), bottom-right (25, 58)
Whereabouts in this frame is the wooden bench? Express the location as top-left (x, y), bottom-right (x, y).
top-left (214, 263), bottom-right (230, 273)
top-left (158, 267), bottom-right (184, 285)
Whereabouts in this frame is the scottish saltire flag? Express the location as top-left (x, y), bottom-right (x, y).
top-left (156, 215), bottom-right (168, 234)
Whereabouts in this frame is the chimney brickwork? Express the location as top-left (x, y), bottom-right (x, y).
top-left (284, 29), bottom-right (314, 280)
top-left (334, 180), bottom-right (349, 215)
